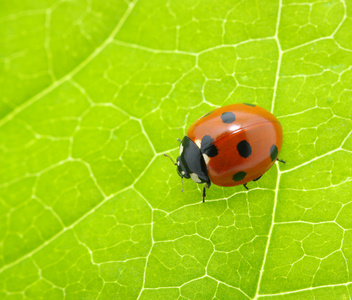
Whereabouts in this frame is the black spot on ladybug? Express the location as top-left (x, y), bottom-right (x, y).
top-left (233, 171), bottom-right (246, 181)
top-left (243, 103), bottom-right (256, 107)
top-left (202, 110), bottom-right (214, 118)
top-left (201, 135), bottom-right (218, 157)
top-left (237, 140), bottom-right (252, 158)
top-left (253, 175), bottom-right (262, 181)
top-left (270, 144), bottom-right (278, 161)
top-left (221, 112), bottom-right (236, 123)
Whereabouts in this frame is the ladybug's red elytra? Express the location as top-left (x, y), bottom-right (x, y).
top-left (165, 103), bottom-right (284, 202)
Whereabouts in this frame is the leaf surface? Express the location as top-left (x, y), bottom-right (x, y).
top-left (0, 0), bottom-right (352, 299)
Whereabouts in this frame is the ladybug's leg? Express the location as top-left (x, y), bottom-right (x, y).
top-left (277, 158), bottom-right (285, 164)
top-left (202, 186), bottom-right (206, 203)
top-left (243, 183), bottom-right (249, 190)
top-left (253, 175), bottom-right (262, 182)
top-left (202, 182), bottom-right (211, 203)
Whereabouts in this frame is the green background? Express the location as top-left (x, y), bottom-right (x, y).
top-left (1, 0), bottom-right (352, 299)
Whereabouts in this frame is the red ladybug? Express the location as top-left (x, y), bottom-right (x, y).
top-left (165, 103), bottom-right (284, 202)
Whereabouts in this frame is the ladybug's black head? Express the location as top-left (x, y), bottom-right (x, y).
top-left (176, 156), bottom-right (190, 179)
top-left (176, 136), bottom-right (210, 186)
top-left (164, 136), bottom-right (211, 195)
top-left (164, 136), bottom-right (211, 202)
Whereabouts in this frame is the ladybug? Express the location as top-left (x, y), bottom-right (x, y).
top-left (165, 103), bottom-right (284, 202)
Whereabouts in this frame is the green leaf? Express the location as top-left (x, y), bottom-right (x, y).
top-left (0, 0), bottom-right (351, 299)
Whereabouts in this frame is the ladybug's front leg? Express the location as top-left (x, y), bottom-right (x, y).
top-left (203, 181), bottom-right (211, 202)
top-left (243, 183), bottom-right (249, 190)
top-left (277, 158), bottom-right (285, 164)
top-left (202, 186), bottom-right (206, 203)
top-left (202, 182), bottom-right (211, 203)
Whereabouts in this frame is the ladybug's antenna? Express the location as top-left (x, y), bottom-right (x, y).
top-left (164, 154), bottom-right (177, 165)
top-left (164, 154), bottom-right (184, 192)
